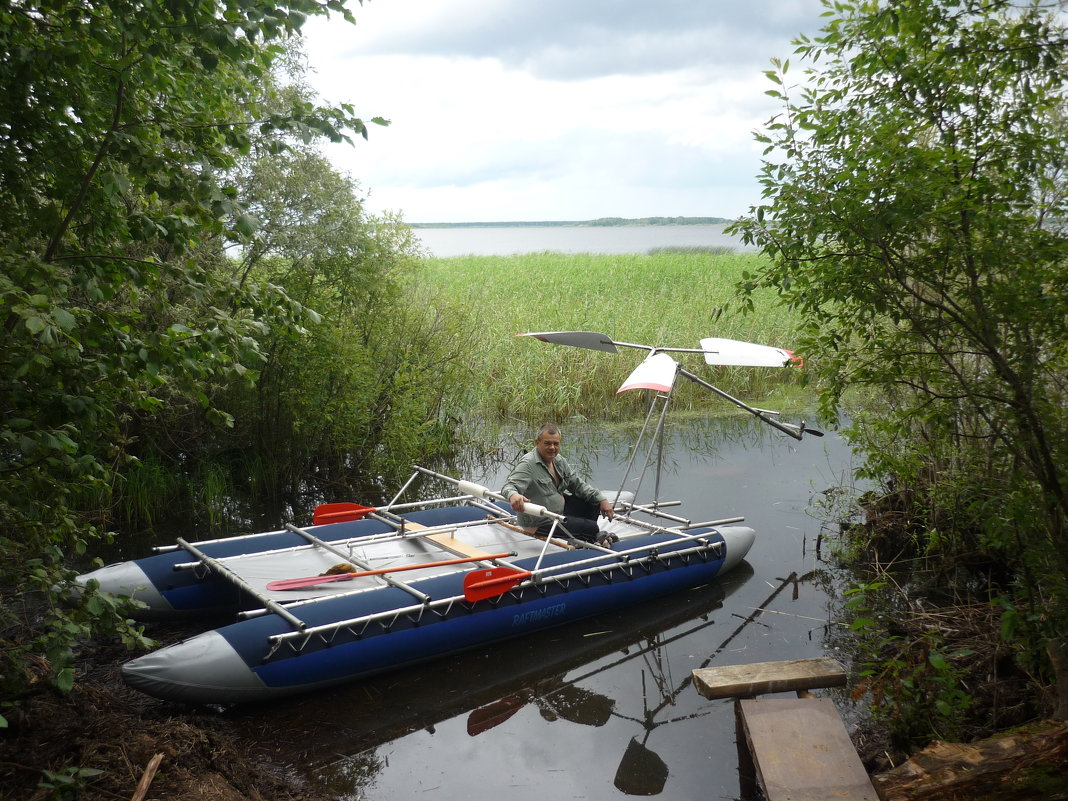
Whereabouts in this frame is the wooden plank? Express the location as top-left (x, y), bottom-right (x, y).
top-left (692, 657), bottom-right (846, 700)
top-left (403, 521), bottom-right (497, 560)
top-left (739, 697), bottom-right (879, 801)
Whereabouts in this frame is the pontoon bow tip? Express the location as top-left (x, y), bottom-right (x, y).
top-left (122, 630), bottom-right (272, 705)
top-left (75, 560), bottom-right (172, 617)
top-left (717, 525), bottom-right (757, 573)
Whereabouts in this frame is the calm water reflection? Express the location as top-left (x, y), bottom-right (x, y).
top-left (228, 414), bottom-right (862, 799)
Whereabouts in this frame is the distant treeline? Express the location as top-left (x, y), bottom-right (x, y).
top-left (409, 216), bottom-right (732, 229)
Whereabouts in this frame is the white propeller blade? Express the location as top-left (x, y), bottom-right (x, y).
top-left (699, 337), bottom-right (797, 367)
top-left (517, 331), bottom-right (619, 353)
top-left (617, 353), bottom-right (678, 394)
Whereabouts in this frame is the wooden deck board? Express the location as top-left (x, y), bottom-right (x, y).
top-left (739, 697), bottom-right (880, 801)
top-left (692, 656), bottom-right (847, 700)
top-left (402, 521), bottom-right (497, 560)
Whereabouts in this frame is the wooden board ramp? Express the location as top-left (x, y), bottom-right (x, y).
top-left (692, 657), bottom-right (880, 801)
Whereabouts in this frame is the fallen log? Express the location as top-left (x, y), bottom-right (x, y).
top-left (872, 720), bottom-right (1068, 801)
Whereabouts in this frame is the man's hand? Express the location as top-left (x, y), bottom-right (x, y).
top-left (509, 493), bottom-right (529, 513)
top-left (598, 499), bottom-right (614, 520)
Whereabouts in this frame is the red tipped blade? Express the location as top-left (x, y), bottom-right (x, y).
top-left (463, 567), bottom-right (532, 601)
top-left (312, 502), bottom-right (376, 525)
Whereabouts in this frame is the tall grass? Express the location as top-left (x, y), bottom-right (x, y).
top-left (420, 250), bottom-right (809, 422)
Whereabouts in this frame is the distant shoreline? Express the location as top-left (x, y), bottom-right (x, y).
top-left (408, 216), bottom-right (733, 229)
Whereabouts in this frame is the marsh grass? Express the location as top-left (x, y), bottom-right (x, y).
top-left (116, 455), bottom-right (236, 529)
top-left (421, 250), bottom-right (810, 422)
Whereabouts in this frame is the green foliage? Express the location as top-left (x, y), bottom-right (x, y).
top-left (107, 138), bottom-right (472, 520)
top-left (845, 582), bottom-right (978, 745)
top-left (421, 250), bottom-right (809, 422)
top-left (211, 147), bottom-right (468, 500)
top-left (0, 0), bottom-right (377, 702)
top-left (38, 765), bottom-right (106, 801)
top-left (732, 0), bottom-right (1068, 692)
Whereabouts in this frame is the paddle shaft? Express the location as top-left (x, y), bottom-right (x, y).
top-left (413, 466), bottom-right (566, 524)
top-left (268, 552), bottom-right (514, 591)
top-left (486, 515), bottom-right (575, 550)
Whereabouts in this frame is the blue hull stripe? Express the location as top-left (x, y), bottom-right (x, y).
top-left (213, 532), bottom-right (726, 691)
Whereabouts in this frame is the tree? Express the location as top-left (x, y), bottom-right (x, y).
top-left (216, 144), bottom-right (469, 501)
top-left (731, 0), bottom-right (1068, 717)
top-left (0, 0), bottom-right (379, 713)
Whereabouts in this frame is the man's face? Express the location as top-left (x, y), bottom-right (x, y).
top-left (535, 431), bottom-right (561, 463)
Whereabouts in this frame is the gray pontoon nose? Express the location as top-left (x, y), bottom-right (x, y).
top-left (716, 525), bottom-right (756, 573)
top-left (122, 631), bottom-right (269, 705)
top-left (75, 561), bottom-right (171, 616)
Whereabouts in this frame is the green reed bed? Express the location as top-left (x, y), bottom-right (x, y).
top-left (419, 250), bottom-right (810, 422)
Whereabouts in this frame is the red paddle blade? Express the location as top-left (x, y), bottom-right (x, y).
top-left (463, 567), bottom-right (532, 601)
top-left (312, 502), bottom-right (375, 525)
top-left (467, 694), bottom-right (528, 736)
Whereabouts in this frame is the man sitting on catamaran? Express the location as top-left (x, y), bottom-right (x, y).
top-left (502, 423), bottom-right (617, 546)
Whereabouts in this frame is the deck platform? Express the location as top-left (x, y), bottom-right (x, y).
top-left (692, 657), bottom-right (880, 801)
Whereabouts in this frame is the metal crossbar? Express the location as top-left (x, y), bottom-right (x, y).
top-left (175, 538), bottom-right (307, 631)
top-left (285, 523), bottom-right (431, 603)
top-left (170, 513), bottom-right (515, 571)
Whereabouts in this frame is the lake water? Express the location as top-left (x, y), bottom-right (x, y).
top-left (412, 223), bottom-right (754, 257)
top-left (226, 414), bottom-right (865, 800)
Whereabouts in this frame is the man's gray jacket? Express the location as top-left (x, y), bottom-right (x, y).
top-left (501, 450), bottom-right (604, 529)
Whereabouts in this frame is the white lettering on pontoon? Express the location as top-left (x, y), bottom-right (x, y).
top-left (512, 603), bottom-right (567, 627)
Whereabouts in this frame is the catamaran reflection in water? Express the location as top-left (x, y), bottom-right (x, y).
top-left (76, 331), bottom-right (822, 705)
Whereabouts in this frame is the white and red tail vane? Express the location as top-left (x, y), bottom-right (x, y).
top-left (617, 353), bottom-right (678, 394)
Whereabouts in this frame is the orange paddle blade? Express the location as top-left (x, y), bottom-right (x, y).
top-left (463, 567), bottom-right (532, 601)
top-left (312, 502), bottom-right (376, 525)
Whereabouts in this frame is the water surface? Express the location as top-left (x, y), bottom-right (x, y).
top-left (413, 223), bottom-right (754, 257)
top-left (227, 414), bottom-right (862, 799)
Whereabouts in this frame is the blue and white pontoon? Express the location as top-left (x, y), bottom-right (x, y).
top-left (77, 332), bottom-right (820, 705)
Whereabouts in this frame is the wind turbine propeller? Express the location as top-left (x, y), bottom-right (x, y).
top-left (699, 337), bottom-right (799, 367)
top-left (518, 331), bottom-right (801, 367)
top-left (517, 329), bottom-right (821, 440)
top-left (517, 331), bottom-right (620, 353)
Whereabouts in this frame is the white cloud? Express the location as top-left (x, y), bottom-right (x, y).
top-left (302, 0), bottom-right (823, 222)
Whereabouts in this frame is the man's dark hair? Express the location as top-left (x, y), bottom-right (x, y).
top-left (536, 423), bottom-right (560, 440)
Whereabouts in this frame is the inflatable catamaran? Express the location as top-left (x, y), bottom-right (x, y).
top-left (77, 332), bottom-right (821, 704)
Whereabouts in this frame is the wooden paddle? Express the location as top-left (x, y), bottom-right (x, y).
top-left (485, 514), bottom-right (575, 550)
top-left (267, 552), bottom-right (514, 591)
top-left (463, 567), bottom-right (533, 601)
top-left (466, 693), bottom-right (529, 736)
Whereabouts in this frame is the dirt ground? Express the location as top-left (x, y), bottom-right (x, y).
top-left (0, 643), bottom-right (311, 801)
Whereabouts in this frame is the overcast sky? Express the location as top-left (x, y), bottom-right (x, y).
top-left (302, 0), bottom-right (825, 224)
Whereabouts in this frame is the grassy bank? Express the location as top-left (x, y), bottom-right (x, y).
top-left (420, 250), bottom-right (811, 422)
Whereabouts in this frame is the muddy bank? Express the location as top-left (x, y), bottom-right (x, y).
top-left (0, 640), bottom-right (309, 801)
